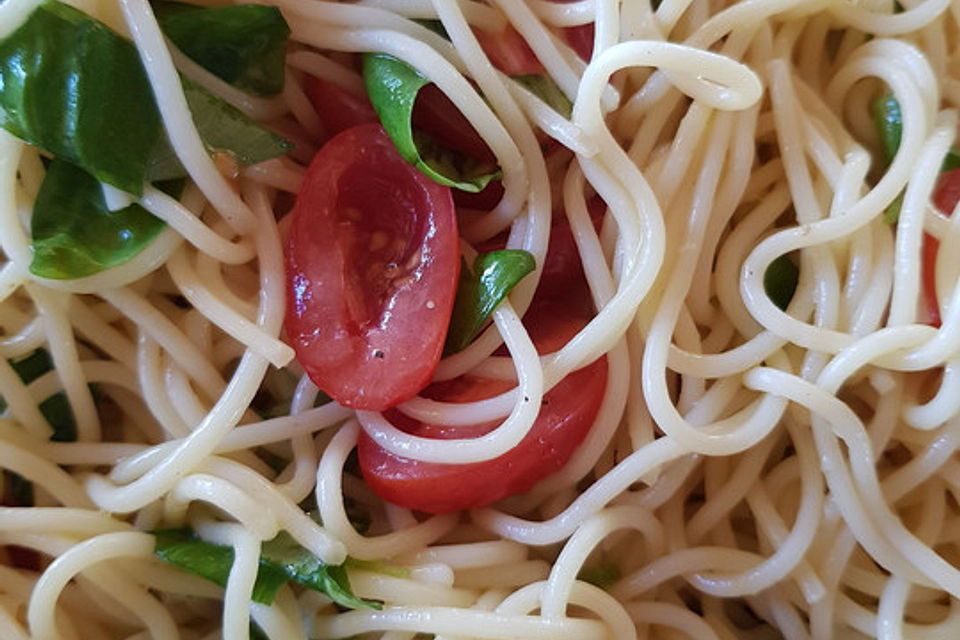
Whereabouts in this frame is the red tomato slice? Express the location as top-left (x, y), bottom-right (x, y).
top-left (285, 124), bottom-right (459, 410)
top-left (562, 23), bottom-right (595, 61)
top-left (474, 24), bottom-right (545, 76)
top-left (358, 300), bottom-right (606, 514)
top-left (302, 77), bottom-right (379, 138)
top-left (923, 167), bottom-right (960, 327)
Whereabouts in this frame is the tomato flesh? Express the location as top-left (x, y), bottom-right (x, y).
top-left (562, 23), bottom-right (595, 61)
top-left (474, 25), bottom-right (545, 76)
top-left (303, 77), bottom-right (379, 138)
top-left (923, 168), bottom-right (960, 327)
top-left (358, 300), bottom-right (606, 514)
top-left (285, 124), bottom-right (459, 410)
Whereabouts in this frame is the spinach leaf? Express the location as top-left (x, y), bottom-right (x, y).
top-left (763, 254), bottom-right (799, 311)
top-left (513, 74), bottom-right (572, 119)
top-left (871, 94), bottom-right (960, 224)
top-left (0, 1), bottom-right (163, 195)
top-left (362, 52), bottom-right (499, 192)
top-left (444, 250), bottom-right (536, 354)
top-left (154, 2), bottom-right (289, 96)
top-left (30, 159), bottom-right (168, 280)
top-left (153, 529), bottom-right (378, 610)
top-left (0, 1), bottom-right (291, 195)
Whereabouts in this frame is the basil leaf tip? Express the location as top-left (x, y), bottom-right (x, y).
top-left (362, 52), bottom-right (499, 192)
top-left (444, 249), bottom-right (536, 355)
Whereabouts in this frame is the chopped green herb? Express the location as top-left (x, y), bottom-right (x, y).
top-left (871, 93), bottom-right (960, 224)
top-left (4, 471), bottom-right (35, 506)
top-left (0, 348), bottom-right (78, 442)
top-left (444, 250), bottom-right (536, 354)
top-left (345, 557), bottom-right (411, 580)
top-left (362, 52), bottom-right (500, 192)
top-left (763, 254), bottom-right (799, 311)
top-left (152, 528), bottom-right (378, 610)
top-left (153, 528), bottom-right (288, 604)
top-left (154, 1), bottom-right (290, 96)
top-left (412, 19), bottom-right (448, 39)
top-left (578, 562), bottom-right (621, 589)
top-left (262, 532), bottom-right (377, 610)
top-left (512, 74), bottom-right (572, 119)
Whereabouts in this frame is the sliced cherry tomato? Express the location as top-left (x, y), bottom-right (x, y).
top-left (302, 77), bottom-right (379, 138)
top-left (562, 23), bottom-right (595, 61)
top-left (923, 168), bottom-right (960, 327)
top-left (358, 300), bottom-right (606, 513)
top-left (285, 124), bottom-right (459, 410)
top-left (474, 24), bottom-right (545, 76)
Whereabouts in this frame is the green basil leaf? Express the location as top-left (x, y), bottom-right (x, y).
top-left (153, 529), bottom-right (289, 605)
top-left (0, 348), bottom-right (78, 442)
top-left (145, 77), bottom-right (291, 182)
top-left (4, 471), bottom-right (35, 506)
top-left (884, 191), bottom-right (905, 225)
top-left (578, 562), bottom-right (621, 589)
top-left (444, 250), bottom-right (536, 354)
top-left (512, 74), bottom-right (572, 119)
top-left (261, 532), bottom-right (378, 610)
top-left (30, 159), bottom-right (167, 280)
top-left (412, 19), bottom-right (448, 39)
top-left (154, 1), bottom-right (289, 97)
top-left (0, 1), bottom-right (163, 195)
top-left (872, 94), bottom-right (901, 167)
top-left (182, 77), bottom-right (292, 167)
top-left (763, 254), bottom-right (799, 311)
top-left (0, 1), bottom-right (291, 194)
top-left (872, 93), bottom-right (960, 225)
top-left (362, 52), bottom-right (499, 192)
top-left (153, 529), bottom-right (377, 610)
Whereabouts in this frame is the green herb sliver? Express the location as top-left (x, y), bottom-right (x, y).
top-left (871, 93), bottom-right (960, 224)
top-left (362, 52), bottom-right (500, 192)
top-left (153, 529), bottom-right (379, 610)
top-left (444, 250), bottom-right (536, 354)
top-left (512, 74), bottom-right (572, 119)
top-left (763, 254), bottom-right (799, 311)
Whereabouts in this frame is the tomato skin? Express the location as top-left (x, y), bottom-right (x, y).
top-left (285, 124), bottom-right (459, 410)
top-left (474, 24), bottom-right (545, 76)
top-left (357, 302), bottom-right (606, 514)
top-left (562, 23), bottom-right (595, 61)
top-left (922, 168), bottom-right (960, 327)
top-left (303, 77), bottom-right (379, 138)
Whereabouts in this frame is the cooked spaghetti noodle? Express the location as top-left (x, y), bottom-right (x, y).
top-left (2, 0), bottom-right (960, 638)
